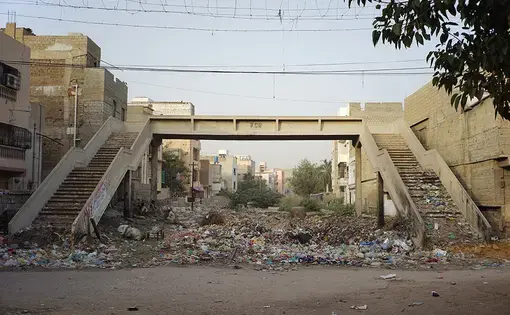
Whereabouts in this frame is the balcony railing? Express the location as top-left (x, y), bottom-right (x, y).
top-left (0, 122), bottom-right (31, 150)
top-left (0, 145), bottom-right (25, 160)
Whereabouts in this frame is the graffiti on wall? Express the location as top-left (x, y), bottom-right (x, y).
top-left (84, 180), bottom-right (109, 218)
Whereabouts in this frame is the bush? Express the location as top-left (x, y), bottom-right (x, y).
top-left (326, 197), bottom-right (355, 216)
top-left (278, 195), bottom-right (303, 211)
top-left (300, 198), bottom-right (322, 212)
top-left (228, 175), bottom-right (281, 209)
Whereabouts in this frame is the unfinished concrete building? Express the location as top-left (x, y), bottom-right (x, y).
top-left (405, 82), bottom-right (510, 237)
top-left (2, 23), bottom-right (128, 179)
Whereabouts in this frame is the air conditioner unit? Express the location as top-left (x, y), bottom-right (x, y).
top-left (4, 73), bottom-right (20, 90)
top-left (8, 177), bottom-right (26, 191)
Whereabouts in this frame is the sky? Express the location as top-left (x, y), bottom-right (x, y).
top-left (1, 0), bottom-right (438, 169)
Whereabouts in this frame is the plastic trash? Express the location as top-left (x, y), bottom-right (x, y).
top-left (380, 273), bottom-right (397, 280)
top-left (409, 302), bottom-right (424, 307)
top-left (432, 291), bottom-right (440, 297)
top-left (351, 305), bottom-right (368, 310)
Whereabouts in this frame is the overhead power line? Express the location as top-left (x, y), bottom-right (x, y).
top-left (2, 59), bottom-right (433, 76)
top-left (96, 58), bottom-right (426, 69)
top-left (0, 12), bottom-right (375, 32)
top-left (0, 0), bottom-right (378, 20)
top-left (130, 80), bottom-right (392, 104)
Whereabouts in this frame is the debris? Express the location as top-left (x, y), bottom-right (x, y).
top-left (432, 291), bottom-right (440, 297)
top-left (408, 302), bottom-right (424, 307)
top-left (263, 305), bottom-right (271, 308)
top-left (380, 273), bottom-right (397, 280)
top-left (127, 306), bottom-right (139, 311)
top-left (124, 227), bottom-right (143, 241)
top-left (450, 281), bottom-right (456, 285)
top-left (117, 225), bottom-right (129, 234)
top-left (350, 305), bottom-right (368, 310)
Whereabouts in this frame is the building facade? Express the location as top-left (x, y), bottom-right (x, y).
top-left (199, 159), bottom-right (212, 198)
top-left (202, 150), bottom-right (237, 192)
top-left (235, 154), bottom-right (255, 181)
top-left (0, 31), bottom-right (44, 191)
top-left (405, 82), bottom-right (510, 236)
top-left (2, 23), bottom-right (128, 179)
top-left (333, 103), bottom-right (401, 215)
top-left (128, 97), bottom-right (200, 196)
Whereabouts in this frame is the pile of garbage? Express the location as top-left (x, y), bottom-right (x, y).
top-left (1, 205), bottom-right (507, 270)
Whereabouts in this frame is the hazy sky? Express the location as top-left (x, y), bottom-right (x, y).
top-left (1, 0), bottom-right (437, 169)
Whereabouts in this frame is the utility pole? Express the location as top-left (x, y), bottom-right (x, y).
top-left (190, 161), bottom-right (195, 211)
top-left (73, 84), bottom-right (78, 147)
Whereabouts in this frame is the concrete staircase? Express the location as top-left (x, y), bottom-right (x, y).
top-left (34, 132), bottom-right (138, 228)
top-left (373, 134), bottom-right (481, 246)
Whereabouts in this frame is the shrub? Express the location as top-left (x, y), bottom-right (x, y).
top-left (300, 198), bottom-right (322, 212)
top-left (326, 197), bottom-right (355, 216)
top-left (278, 195), bottom-right (303, 211)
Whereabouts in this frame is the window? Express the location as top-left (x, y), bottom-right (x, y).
top-left (0, 62), bottom-right (20, 102)
top-left (233, 168), bottom-right (236, 175)
top-left (112, 100), bottom-right (117, 118)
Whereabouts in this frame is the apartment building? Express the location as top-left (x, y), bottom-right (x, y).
top-left (128, 97), bottom-right (201, 196)
top-left (202, 150), bottom-right (237, 192)
top-left (0, 31), bottom-right (44, 191)
top-left (2, 23), bottom-right (128, 179)
top-left (235, 154), bottom-right (255, 181)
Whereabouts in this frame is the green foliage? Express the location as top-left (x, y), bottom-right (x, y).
top-left (288, 159), bottom-right (331, 197)
top-left (300, 198), bottom-right (322, 212)
top-left (161, 151), bottom-right (189, 196)
top-left (278, 195), bottom-right (303, 211)
top-left (229, 174), bottom-right (281, 209)
top-left (319, 159), bottom-right (333, 192)
top-left (347, 0), bottom-right (510, 119)
top-left (326, 198), bottom-right (355, 216)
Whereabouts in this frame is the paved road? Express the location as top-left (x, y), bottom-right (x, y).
top-left (1, 266), bottom-right (510, 314)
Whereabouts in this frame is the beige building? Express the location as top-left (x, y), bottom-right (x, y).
top-left (202, 150), bottom-right (237, 191)
top-left (0, 31), bottom-right (44, 191)
top-left (128, 97), bottom-right (200, 196)
top-left (2, 23), bottom-right (128, 179)
top-left (405, 82), bottom-right (510, 236)
top-left (126, 104), bottom-right (163, 199)
top-left (235, 155), bottom-right (255, 181)
top-left (334, 103), bottom-right (402, 216)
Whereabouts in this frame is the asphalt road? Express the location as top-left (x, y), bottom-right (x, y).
top-left (1, 266), bottom-right (510, 315)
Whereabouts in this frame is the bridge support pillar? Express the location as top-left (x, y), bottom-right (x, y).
top-left (355, 143), bottom-right (362, 217)
top-left (123, 170), bottom-right (132, 218)
top-left (377, 172), bottom-right (384, 227)
top-left (150, 136), bottom-right (162, 205)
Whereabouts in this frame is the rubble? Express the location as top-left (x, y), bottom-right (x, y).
top-left (1, 202), bottom-right (508, 270)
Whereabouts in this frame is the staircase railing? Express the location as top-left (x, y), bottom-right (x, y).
top-left (9, 117), bottom-right (123, 235)
top-left (71, 120), bottom-right (152, 237)
top-left (360, 123), bottom-right (425, 247)
top-left (397, 119), bottom-right (492, 239)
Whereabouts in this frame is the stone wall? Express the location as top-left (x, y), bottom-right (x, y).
top-left (0, 191), bottom-right (31, 232)
top-left (404, 81), bottom-right (510, 235)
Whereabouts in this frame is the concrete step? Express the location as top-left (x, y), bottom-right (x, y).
top-left (49, 197), bottom-right (90, 203)
top-left (43, 205), bottom-right (83, 211)
top-left (39, 210), bottom-right (81, 216)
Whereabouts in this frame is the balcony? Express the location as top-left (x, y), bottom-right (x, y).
top-left (0, 122), bottom-right (31, 150)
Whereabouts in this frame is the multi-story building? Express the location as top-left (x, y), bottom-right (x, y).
top-left (128, 97), bottom-right (201, 196)
top-left (199, 159), bottom-right (213, 198)
top-left (332, 107), bottom-right (350, 202)
top-left (210, 163), bottom-right (223, 195)
top-left (235, 155), bottom-right (255, 181)
top-left (202, 150), bottom-right (237, 191)
top-left (0, 31), bottom-right (44, 191)
top-left (405, 82), bottom-right (510, 236)
top-left (334, 103), bottom-right (401, 215)
top-left (2, 23), bottom-right (128, 179)
top-left (275, 169), bottom-right (285, 195)
top-left (255, 162), bottom-right (278, 191)
top-left (126, 104), bottom-right (163, 200)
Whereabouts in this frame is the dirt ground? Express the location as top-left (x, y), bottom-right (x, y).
top-left (1, 265), bottom-right (510, 315)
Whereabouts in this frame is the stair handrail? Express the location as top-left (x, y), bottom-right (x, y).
top-left (72, 121), bottom-right (152, 238)
top-left (360, 123), bottom-right (425, 247)
top-left (397, 119), bottom-right (492, 239)
top-left (8, 117), bottom-right (122, 235)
